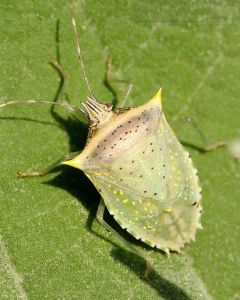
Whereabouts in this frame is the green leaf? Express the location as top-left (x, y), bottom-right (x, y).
top-left (0, 1), bottom-right (239, 299)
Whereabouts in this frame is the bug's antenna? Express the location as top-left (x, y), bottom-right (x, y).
top-left (70, 9), bottom-right (95, 99)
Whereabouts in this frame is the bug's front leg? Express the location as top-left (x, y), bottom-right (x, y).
top-left (17, 151), bottom-right (81, 178)
top-left (104, 58), bottom-right (133, 108)
top-left (95, 198), bottom-right (152, 279)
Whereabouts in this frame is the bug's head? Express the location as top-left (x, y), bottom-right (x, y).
top-left (81, 97), bottom-right (113, 128)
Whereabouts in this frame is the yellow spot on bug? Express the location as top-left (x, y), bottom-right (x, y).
top-left (132, 201), bottom-right (136, 205)
top-left (164, 207), bottom-right (172, 213)
top-left (113, 190), bottom-right (117, 194)
top-left (120, 190), bottom-right (123, 196)
top-left (116, 198), bottom-right (119, 202)
top-left (123, 199), bottom-right (128, 203)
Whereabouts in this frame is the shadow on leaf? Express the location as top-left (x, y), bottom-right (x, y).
top-left (112, 248), bottom-right (191, 300)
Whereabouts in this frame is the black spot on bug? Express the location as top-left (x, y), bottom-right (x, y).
top-left (119, 167), bottom-right (123, 170)
top-left (192, 202), bottom-right (197, 206)
top-left (132, 160), bottom-right (135, 163)
top-left (163, 164), bottom-right (165, 167)
top-left (151, 167), bottom-right (154, 170)
top-left (140, 175), bottom-right (143, 178)
top-left (154, 193), bottom-right (157, 196)
top-left (163, 175), bottom-right (166, 179)
top-left (144, 190), bottom-right (147, 193)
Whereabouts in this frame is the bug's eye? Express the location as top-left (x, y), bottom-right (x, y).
top-left (105, 103), bottom-right (113, 111)
top-left (89, 119), bottom-right (98, 126)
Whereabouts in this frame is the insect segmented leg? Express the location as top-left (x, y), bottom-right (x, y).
top-left (17, 151), bottom-right (81, 178)
top-left (183, 116), bottom-right (228, 153)
top-left (202, 141), bottom-right (227, 152)
top-left (96, 198), bottom-right (152, 279)
top-left (49, 59), bottom-right (69, 103)
top-left (104, 58), bottom-right (133, 108)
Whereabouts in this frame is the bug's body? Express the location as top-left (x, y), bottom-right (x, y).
top-left (64, 89), bottom-right (202, 253)
top-left (0, 15), bottom-right (203, 265)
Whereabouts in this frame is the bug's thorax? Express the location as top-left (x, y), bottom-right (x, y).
top-left (63, 89), bottom-right (163, 170)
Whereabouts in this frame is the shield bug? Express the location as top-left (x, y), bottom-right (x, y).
top-left (1, 13), bottom-right (204, 278)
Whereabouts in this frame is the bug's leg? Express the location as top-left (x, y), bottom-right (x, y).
top-left (96, 198), bottom-right (152, 279)
top-left (17, 151), bottom-right (80, 178)
top-left (104, 58), bottom-right (133, 108)
top-left (49, 59), bottom-right (68, 103)
top-left (202, 141), bottom-right (227, 152)
top-left (182, 116), bottom-right (228, 153)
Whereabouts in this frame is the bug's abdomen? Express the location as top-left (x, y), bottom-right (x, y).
top-left (88, 172), bottom-right (202, 252)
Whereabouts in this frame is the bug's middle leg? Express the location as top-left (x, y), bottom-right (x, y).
top-left (95, 198), bottom-right (152, 279)
top-left (180, 116), bottom-right (228, 154)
